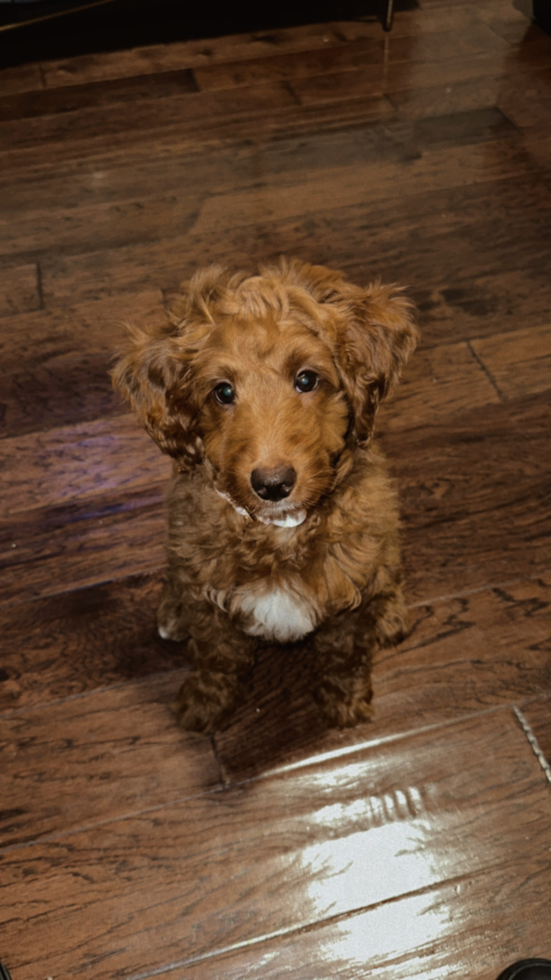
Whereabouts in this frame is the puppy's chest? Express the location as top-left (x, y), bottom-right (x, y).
top-left (208, 535), bottom-right (323, 643)
top-left (236, 583), bottom-right (318, 643)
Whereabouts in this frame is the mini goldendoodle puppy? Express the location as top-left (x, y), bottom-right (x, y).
top-left (113, 258), bottom-right (418, 734)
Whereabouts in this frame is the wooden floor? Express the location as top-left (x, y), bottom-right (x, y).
top-left (1, 1), bottom-right (551, 977)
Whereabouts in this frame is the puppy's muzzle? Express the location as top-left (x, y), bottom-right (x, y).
top-left (251, 465), bottom-right (297, 502)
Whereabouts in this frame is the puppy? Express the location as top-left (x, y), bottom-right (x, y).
top-left (113, 258), bottom-right (418, 734)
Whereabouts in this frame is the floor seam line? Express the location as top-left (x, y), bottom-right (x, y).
top-left (514, 705), bottom-right (551, 786)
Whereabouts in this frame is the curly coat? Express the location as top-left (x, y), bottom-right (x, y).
top-left (113, 258), bottom-right (418, 733)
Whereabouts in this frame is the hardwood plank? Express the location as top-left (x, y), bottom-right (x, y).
top-left (0, 291), bottom-right (163, 375)
top-left (0, 263), bottom-right (40, 316)
top-left (0, 349), bottom-right (125, 436)
top-left (214, 575), bottom-right (551, 781)
top-left (0, 416), bottom-right (169, 515)
top-left (0, 711), bottom-right (548, 980)
top-left (0, 484), bottom-right (165, 604)
top-left (382, 341), bottom-right (501, 432)
top-left (0, 671), bottom-right (217, 848)
top-left (525, 131), bottom-right (551, 173)
top-left (0, 75), bottom-right (533, 177)
top-left (3, 162), bottom-right (550, 361)
top-left (414, 266), bottom-right (551, 348)
top-left (0, 142), bottom-right (222, 215)
top-left (0, 95), bottom-right (385, 174)
top-left (147, 863), bottom-right (551, 979)
top-left (0, 81), bottom-right (296, 156)
top-left (0, 572), bottom-right (184, 711)
top-left (290, 52), bottom-right (535, 106)
top-left (389, 65), bottom-right (551, 122)
top-left (192, 38), bottom-right (385, 92)
top-left (0, 63), bottom-right (44, 97)
top-left (0, 191), bottom-right (205, 259)
top-left (0, 109), bottom-right (523, 260)
top-left (505, 88), bottom-right (551, 133)
top-left (395, 395), bottom-right (551, 602)
top-left (36, 139), bottom-right (549, 311)
top-left (0, 69), bottom-right (198, 122)
top-left (33, 209), bottom-right (551, 352)
top-left (375, 23), bottom-right (511, 65)
top-left (471, 322), bottom-right (551, 401)
top-left (0, 292), bottom-right (164, 436)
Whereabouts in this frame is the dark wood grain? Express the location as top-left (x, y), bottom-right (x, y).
top-left (0, 571), bottom-right (186, 711)
top-left (0, 671), bottom-right (216, 848)
top-left (0, 262), bottom-right (40, 316)
top-left (1, 711), bottom-right (548, 980)
top-left (0, 69), bottom-right (198, 122)
top-left (0, 484), bottom-right (165, 603)
top-left (388, 64), bottom-right (551, 123)
top-left (0, 110), bottom-right (529, 255)
top-left (0, 292), bottom-right (163, 365)
top-left (22, 155), bottom-right (549, 327)
top-left (0, 62), bottom-right (43, 96)
top-left (0, 81), bottom-right (297, 157)
top-left (471, 323), bottom-right (551, 401)
top-left (192, 37), bottom-right (385, 92)
top-left (0, 416), bottom-right (169, 514)
top-left (394, 395), bottom-right (551, 601)
top-left (0, 292), bottom-right (163, 437)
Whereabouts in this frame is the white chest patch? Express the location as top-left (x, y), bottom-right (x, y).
top-left (239, 586), bottom-right (317, 643)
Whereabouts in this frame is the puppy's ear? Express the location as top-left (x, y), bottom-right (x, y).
top-left (335, 281), bottom-right (419, 444)
top-left (289, 261), bottom-right (418, 445)
top-left (111, 322), bottom-right (203, 466)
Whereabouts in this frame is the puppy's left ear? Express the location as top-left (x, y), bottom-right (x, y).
top-left (333, 280), bottom-right (419, 445)
top-left (111, 322), bottom-right (203, 466)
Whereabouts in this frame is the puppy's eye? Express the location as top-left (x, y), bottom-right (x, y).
top-left (213, 382), bottom-right (236, 405)
top-left (295, 370), bottom-right (319, 394)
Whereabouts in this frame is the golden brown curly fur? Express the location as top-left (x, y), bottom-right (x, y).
top-left (112, 258), bottom-right (418, 734)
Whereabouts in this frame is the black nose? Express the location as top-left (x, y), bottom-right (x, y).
top-left (251, 465), bottom-right (297, 502)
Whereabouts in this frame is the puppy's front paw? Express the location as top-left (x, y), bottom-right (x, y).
top-left (173, 670), bottom-right (241, 734)
top-left (314, 673), bottom-right (373, 729)
top-left (157, 582), bottom-right (190, 642)
top-left (158, 619), bottom-right (189, 642)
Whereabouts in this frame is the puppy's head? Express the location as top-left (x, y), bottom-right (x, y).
top-left (113, 259), bottom-right (418, 524)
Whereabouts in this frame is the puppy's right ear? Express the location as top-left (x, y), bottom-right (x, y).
top-left (111, 323), bottom-right (203, 466)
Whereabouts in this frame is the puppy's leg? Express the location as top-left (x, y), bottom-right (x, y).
top-left (369, 583), bottom-right (409, 650)
top-left (312, 586), bottom-right (409, 729)
top-left (157, 576), bottom-right (190, 642)
top-left (167, 596), bottom-right (256, 734)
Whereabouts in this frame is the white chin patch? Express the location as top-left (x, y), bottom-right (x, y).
top-left (240, 586), bottom-right (316, 642)
top-left (215, 489), bottom-right (306, 528)
top-left (257, 509), bottom-right (307, 528)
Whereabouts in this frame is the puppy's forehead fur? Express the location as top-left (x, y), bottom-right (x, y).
top-left (171, 265), bottom-right (339, 343)
top-left (169, 268), bottom-right (344, 391)
top-left (194, 312), bottom-right (340, 388)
